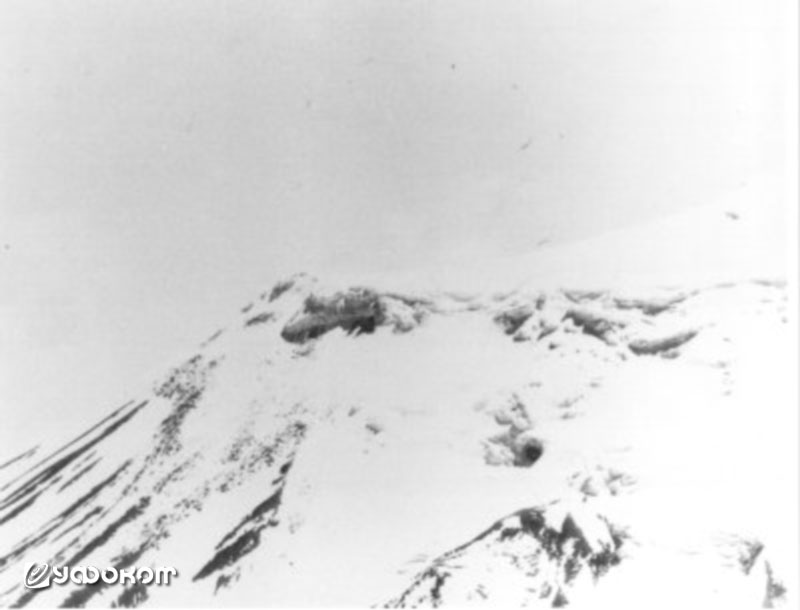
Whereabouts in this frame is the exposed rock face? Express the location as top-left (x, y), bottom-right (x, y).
top-left (628, 329), bottom-right (698, 355)
top-left (562, 308), bottom-right (625, 345)
top-left (281, 288), bottom-right (385, 343)
top-left (494, 303), bottom-right (537, 336)
top-left (279, 286), bottom-right (431, 343)
top-left (0, 273), bottom-right (794, 608)
top-left (387, 504), bottom-right (624, 608)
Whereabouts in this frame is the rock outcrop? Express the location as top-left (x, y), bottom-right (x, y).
top-left (388, 504), bottom-right (625, 608)
top-left (0, 274), bottom-right (793, 608)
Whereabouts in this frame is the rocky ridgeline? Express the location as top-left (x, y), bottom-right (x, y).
top-left (0, 273), bottom-right (790, 608)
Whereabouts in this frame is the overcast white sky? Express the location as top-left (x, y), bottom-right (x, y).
top-left (0, 0), bottom-right (794, 453)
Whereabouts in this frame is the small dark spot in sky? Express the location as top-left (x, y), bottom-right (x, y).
top-left (725, 211), bottom-right (739, 220)
top-left (558, 132), bottom-right (565, 139)
top-left (519, 138), bottom-right (532, 151)
top-left (450, 63), bottom-right (456, 70)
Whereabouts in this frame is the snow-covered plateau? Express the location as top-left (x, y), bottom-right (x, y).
top-left (0, 197), bottom-right (796, 608)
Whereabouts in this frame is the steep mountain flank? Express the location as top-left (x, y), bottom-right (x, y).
top-left (0, 268), bottom-right (794, 608)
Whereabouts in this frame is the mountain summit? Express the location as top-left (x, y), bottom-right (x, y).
top-left (0, 202), bottom-right (795, 608)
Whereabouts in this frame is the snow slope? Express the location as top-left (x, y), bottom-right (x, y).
top-left (0, 197), bottom-right (795, 608)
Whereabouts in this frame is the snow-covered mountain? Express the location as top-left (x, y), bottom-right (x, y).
top-left (0, 198), bottom-right (796, 608)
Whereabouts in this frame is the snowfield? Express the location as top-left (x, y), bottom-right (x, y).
top-left (0, 196), bottom-right (796, 608)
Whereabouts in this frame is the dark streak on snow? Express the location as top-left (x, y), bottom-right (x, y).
top-left (111, 581), bottom-right (149, 608)
top-left (12, 497), bottom-right (151, 608)
top-left (193, 489), bottom-right (282, 582)
top-left (244, 312), bottom-right (275, 327)
top-left (1, 401), bottom-right (134, 493)
top-left (194, 459), bottom-right (292, 583)
top-left (57, 457), bottom-right (102, 493)
top-left (52, 506), bottom-right (104, 544)
top-left (0, 404), bottom-right (145, 524)
top-left (0, 447), bottom-right (39, 472)
top-left (0, 461), bottom-right (132, 578)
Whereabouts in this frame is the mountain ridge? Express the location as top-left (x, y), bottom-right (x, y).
top-left (0, 199), bottom-right (796, 608)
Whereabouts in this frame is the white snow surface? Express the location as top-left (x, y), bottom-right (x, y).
top-left (0, 196), bottom-right (796, 609)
